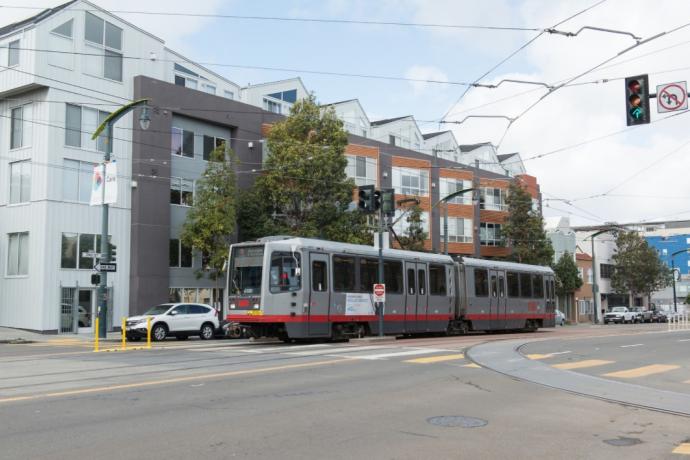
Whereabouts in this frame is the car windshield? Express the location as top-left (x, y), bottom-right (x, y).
top-left (611, 307), bottom-right (627, 312)
top-left (144, 304), bottom-right (173, 315)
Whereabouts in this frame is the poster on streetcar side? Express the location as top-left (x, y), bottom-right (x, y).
top-left (345, 293), bottom-right (375, 315)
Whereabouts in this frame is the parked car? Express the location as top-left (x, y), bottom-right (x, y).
top-left (604, 306), bottom-right (636, 324)
top-left (651, 310), bottom-right (668, 323)
top-left (125, 303), bottom-right (220, 341)
top-left (555, 309), bottom-right (566, 326)
top-left (630, 307), bottom-right (652, 323)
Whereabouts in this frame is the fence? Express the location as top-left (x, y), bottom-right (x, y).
top-left (668, 313), bottom-right (690, 331)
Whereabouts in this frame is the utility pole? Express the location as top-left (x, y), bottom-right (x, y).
top-left (92, 99), bottom-right (151, 338)
top-left (588, 226), bottom-right (622, 325)
top-left (670, 249), bottom-right (689, 313)
top-left (431, 148), bottom-right (438, 253)
top-left (473, 159), bottom-right (481, 257)
top-left (377, 205), bottom-right (384, 337)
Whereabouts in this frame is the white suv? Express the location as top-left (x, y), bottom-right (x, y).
top-left (126, 303), bottom-right (219, 341)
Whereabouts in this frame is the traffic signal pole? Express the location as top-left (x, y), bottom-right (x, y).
top-left (377, 206), bottom-right (384, 337)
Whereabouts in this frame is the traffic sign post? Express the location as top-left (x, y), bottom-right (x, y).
top-left (373, 283), bottom-right (386, 303)
top-left (656, 81), bottom-right (688, 113)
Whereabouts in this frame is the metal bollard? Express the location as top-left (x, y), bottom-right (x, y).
top-left (94, 317), bottom-right (100, 352)
top-left (146, 316), bottom-right (152, 349)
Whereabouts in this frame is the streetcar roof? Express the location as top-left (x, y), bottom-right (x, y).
top-left (461, 257), bottom-right (554, 274)
top-left (233, 237), bottom-right (455, 263)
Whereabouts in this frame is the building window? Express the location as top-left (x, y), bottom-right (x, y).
top-left (7, 232), bottom-right (29, 276)
top-left (203, 135), bottom-right (226, 161)
top-left (170, 177), bottom-right (194, 206)
top-left (63, 159), bottom-right (95, 203)
top-left (60, 233), bottom-right (115, 269)
top-left (10, 104), bottom-right (32, 149)
top-left (201, 83), bottom-right (216, 95)
top-left (587, 268), bottom-right (593, 284)
top-left (51, 19), bottom-right (73, 38)
top-left (267, 89), bottom-right (297, 103)
top-left (600, 263), bottom-right (614, 279)
top-left (389, 135), bottom-right (396, 146)
top-left (263, 98), bottom-right (281, 114)
top-left (480, 187), bottom-right (507, 211)
top-left (171, 127), bottom-right (195, 158)
top-left (65, 104), bottom-right (110, 152)
top-left (8, 39), bottom-right (19, 67)
top-left (393, 209), bottom-right (429, 236)
top-left (439, 177), bottom-right (471, 204)
top-left (175, 74), bottom-right (198, 89)
top-left (224, 90), bottom-right (234, 100)
top-left (345, 155), bottom-right (376, 186)
top-left (84, 12), bottom-right (123, 81)
top-left (169, 239), bottom-right (192, 268)
top-left (392, 167), bottom-right (429, 196)
top-left (9, 160), bottom-right (30, 205)
top-left (439, 217), bottom-right (472, 243)
top-left (480, 222), bottom-right (503, 246)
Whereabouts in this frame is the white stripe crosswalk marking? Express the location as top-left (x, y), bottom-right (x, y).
top-left (286, 345), bottom-right (387, 356)
top-left (349, 348), bottom-right (445, 360)
top-left (620, 344), bottom-right (644, 348)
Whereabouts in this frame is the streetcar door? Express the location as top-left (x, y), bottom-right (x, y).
top-left (404, 262), bottom-right (417, 333)
top-left (416, 264), bottom-right (428, 332)
top-left (496, 271), bottom-right (507, 329)
top-left (308, 253), bottom-right (330, 337)
top-left (489, 271), bottom-right (500, 330)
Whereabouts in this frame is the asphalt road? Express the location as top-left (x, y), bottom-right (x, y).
top-left (1, 324), bottom-right (689, 459)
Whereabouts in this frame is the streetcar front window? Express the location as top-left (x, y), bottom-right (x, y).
top-left (230, 246), bottom-right (264, 295)
top-left (269, 252), bottom-right (302, 293)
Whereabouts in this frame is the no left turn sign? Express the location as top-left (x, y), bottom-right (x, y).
top-left (656, 81), bottom-right (688, 113)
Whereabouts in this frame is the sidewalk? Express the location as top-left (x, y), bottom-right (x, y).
top-left (0, 327), bottom-right (122, 343)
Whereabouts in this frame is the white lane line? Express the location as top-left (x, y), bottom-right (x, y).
top-left (620, 344), bottom-right (644, 348)
top-left (349, 348), bottom-right (445, 360)
top-left (678, 339), bottom-right (690, 342)
top-left (550, 351), bottom-right (572, 356)
top-left (286, 345), bottom-right (387, 356)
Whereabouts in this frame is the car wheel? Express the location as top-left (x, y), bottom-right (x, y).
top-left (152, 323), bottom-right (167, 341)
top-left (200, 323), bottom-right (215, 340)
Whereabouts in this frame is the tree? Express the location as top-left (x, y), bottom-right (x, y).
top-left (685, 293), bottom-right (690, 305)
top-left (501, 180), bottom-right (554, 265)
top-left (611, 231), bottom-right (673, 304)
top-left (396, 205), bottom-right (428, 251)
top-left (238, 96), bottom-right (371, 244)
top-left (553, 251), bottom-right (583, 296)
top-left (180, 146), bottom-right (236, 281)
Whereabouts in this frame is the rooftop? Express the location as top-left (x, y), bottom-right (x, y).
top-left (0, 0), bottom-right (76, 38)
top-left (422, 131), bottom-right (450, 140)
top-left (459, 142), bottom-right (493, 153)
top-left (370, 115), bottom-right (412, 126)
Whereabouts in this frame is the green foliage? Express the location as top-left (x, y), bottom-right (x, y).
top-left (396, 205), bottom-right (428, 252)
top-left (611, 231), bottom-right (673, 298)
top-left (552, 251), bottom-right (583, 296)
top-left (685, 293), bottom-right (690, 304)
top-left (238, 95), bottom-right (371, 244)
top-left (180, 147), bottom-right (236, 280)
top-left (501, 180), bottom-right (554, 266)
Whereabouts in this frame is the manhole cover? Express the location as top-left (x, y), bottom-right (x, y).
top-left (427, 416), bottom-right (488, 428)
top-left (603, 437), bottom-right (643, 447)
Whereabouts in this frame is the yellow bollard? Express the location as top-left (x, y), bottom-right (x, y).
top-left (121, 317), bottom-right (126, 351)
top-left (94, 317), bottom-right (99, 352)
top-left (146, 316), bottom-right (152, 349)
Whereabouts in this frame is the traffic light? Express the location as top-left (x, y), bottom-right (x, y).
top-left (357, 185), bottom-right (375, 213)
top-left (373, 190), bottom-right (382, 210)
top-left (625, 74), bottom-right (650, 126)
top-left (381, 188), bottom-right (395, 216)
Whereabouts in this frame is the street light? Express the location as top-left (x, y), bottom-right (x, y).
top-left (91, 98), bottom-right (151, 338)
top-left (433, 188), bottom-right (475, 255)
top-left (585, 226), bottom-right (623, 325)
top-left (670, 249), bottom-right (689, 313)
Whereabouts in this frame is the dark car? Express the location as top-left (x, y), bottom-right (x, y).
top-left (651, 310), bottom-right (668, 323)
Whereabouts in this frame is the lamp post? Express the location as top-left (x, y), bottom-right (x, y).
top-left (587, 226), bottom-right (622, 325)
top-left (432, 188), bottom-right (475, 255)
top-left (670, 249), bottom-right (689, 313)
top-left (91, 98), bottom-right (151, 338)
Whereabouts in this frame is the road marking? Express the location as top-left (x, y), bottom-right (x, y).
top-left (553, 360), bottom-right (614, 370)
top-left (526, 354), bottom-right (554, 360)
top-left (404, 353), bottom-right (465, 364)
top-left (0, 358), bottom-right (350, 405)
top-left (352, 348), bottom-right (443, 360)
top-left (603, 364), bottom-right (680, 379)
top-left (672, 443), bottom-right (690, 455)
top-left (678, 339), bottom-right (690, 342)
top-left (620, 343), bottom-right (644, 348)
top-left (463, 363), bottom-right (481, 368)
top-left (286, 345), bottom-right (385, 356)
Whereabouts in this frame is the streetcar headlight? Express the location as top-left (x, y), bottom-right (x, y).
top-left (253, 304), bottom-right (260, 309)
top-left (230, 303), bottom-right (236, 309)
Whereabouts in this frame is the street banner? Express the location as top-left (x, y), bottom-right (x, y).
top-left (89, 164), bottom-right (104, 206)
top-left (89, 162), bottom-right (118, 206)
top-left (104, 161), bottom-right (117, 205)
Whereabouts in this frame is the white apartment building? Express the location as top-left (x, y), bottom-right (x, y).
top-left (0, 0), bottom-right (302, 333)
top-left (241, 77), bottom-right (309, 115)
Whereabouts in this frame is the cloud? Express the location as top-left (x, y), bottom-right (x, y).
top-left (404, 64), bottom-right (449, 95)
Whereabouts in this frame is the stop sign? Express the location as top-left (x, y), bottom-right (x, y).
top-left (373, 284), bottom-right (385, 302)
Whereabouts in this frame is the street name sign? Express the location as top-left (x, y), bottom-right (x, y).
top-left (94, 263), bottom-right (117, 272)
top-left (656, 81), bottom-right (688, 113)
top-left (373, 284), bottom-right (386, 303)
top-left (82, 252), bottom-right (103, 258)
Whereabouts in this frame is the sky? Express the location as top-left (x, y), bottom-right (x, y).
top-left (3, 0), bottom-right (690, 227)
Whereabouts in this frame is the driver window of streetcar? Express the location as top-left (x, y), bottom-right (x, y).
top-left (270, 252), bottom-right (302, 293)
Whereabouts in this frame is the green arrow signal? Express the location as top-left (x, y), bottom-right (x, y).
top-left (630, 107), bottom-right (644, 119)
